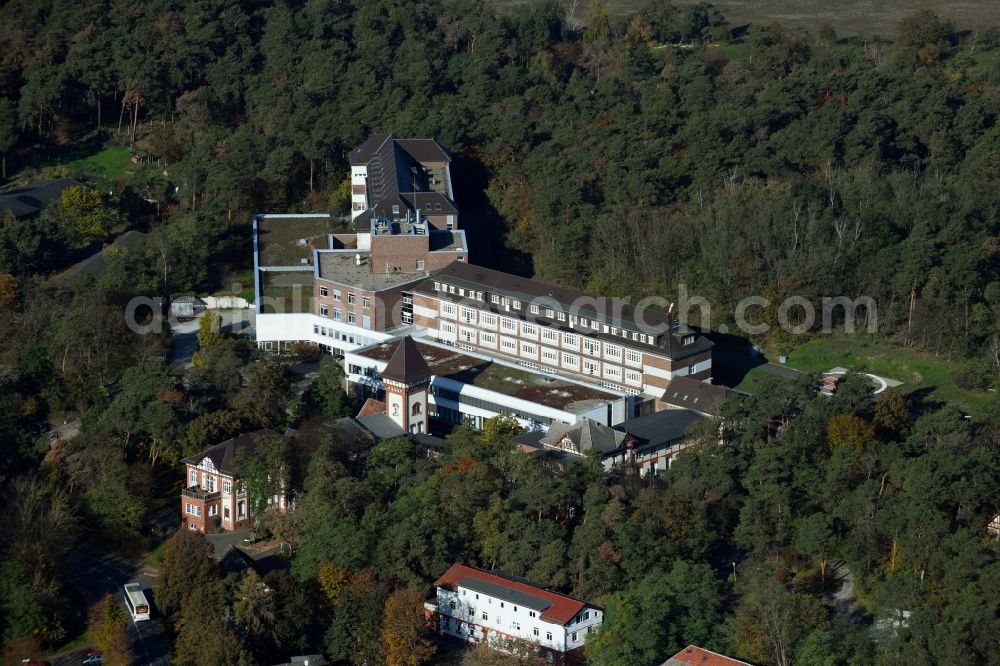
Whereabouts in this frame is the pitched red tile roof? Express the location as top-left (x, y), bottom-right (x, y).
top-left (357, 398), bottom-right (386, 418)
top-left (664, 645), bottom-right (752, 666)
top-left (434, 563), bottom-right (596, 626)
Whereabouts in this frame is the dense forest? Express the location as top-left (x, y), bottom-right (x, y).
top-left (1, 0), bottom-right (1000, 664)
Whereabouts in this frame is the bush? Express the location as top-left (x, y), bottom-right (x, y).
top-left (952, 360), bottom-right (995, 390)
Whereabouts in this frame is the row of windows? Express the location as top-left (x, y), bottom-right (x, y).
top-left (438, 305), bottom-right (647, 366)
top-left (187, 469), bottom-right (233, 494)
top-left (317, 309), bottom-right (372, 328)
top-left (432, 286), bottom-right (671, 347)
top-left (431, 387), bottom-right (554, 426)
top-left (439, 324), bottom-right (645, 387)
top-left (313, 325), bottom-right (364, 346)
top-left (433, 283), bottom-right (485, 301)
top-left (318, 286), bottom-right (372, 308)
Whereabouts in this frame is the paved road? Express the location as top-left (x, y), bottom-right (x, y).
top-left (64, 549), bottom-right (170, 666)
top-left (169, 313), bottom-right (202, 367)
top-left (757, 362), bottom-right (803, 379)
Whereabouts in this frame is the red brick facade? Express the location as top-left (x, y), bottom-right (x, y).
top-left (180, 464), bottom-right (251, 533)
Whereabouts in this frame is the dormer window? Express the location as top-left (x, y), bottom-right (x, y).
top-left (683, 335), bottom-right (695, 345)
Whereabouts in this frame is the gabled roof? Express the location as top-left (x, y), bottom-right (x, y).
top-left (615, 409), bottom-right (705, 451)
top-left (180, 429), bottom-right (282, 476)
top-left (381, 336), bottom-right (431, 384)
top-left (357, 398), bottom-right (386, 418)
top-left (0, 177), bottom-right (81, 219)
top-left (435, 563), bottom-right (598, 626)
top-left (660, 377), bottom-right (734, 417)
top-left (349, 133), bottom-right (393, 165)
top-left (355, 413), bottom-right (406, 440)
top-left (662, 645), bottom-right (752, 666)
top-left (540, 419), bottom-right (626, 455)
top-left (394, 138), bottom-right (450, 164)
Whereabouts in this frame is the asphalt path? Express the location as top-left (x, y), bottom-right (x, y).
top-left (64, 548), bottom-right (170, 666)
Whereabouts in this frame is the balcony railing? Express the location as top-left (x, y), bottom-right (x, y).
top-left (182, 485), bottom-right (221, 501)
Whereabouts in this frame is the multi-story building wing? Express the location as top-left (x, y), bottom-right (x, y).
top-left (253, 213), bottom-right (468, 354)
top-left (408, 261), bottom-right (713, 398)
top-left (180, 430), bottom-right (288, 533)
top-left (426, 563), bottom-right (603, 665)
top-left (349, 133), bottom-right (457, 231)
top-left (254, 133), bottom-right (467, 355)
top-left (344, 336), bottom-right (630, 431)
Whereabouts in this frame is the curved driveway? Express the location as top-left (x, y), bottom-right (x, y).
top-left (64, 549), bottom-right (170, 666)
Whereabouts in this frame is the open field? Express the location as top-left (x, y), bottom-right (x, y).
top-left (746, 333), bottom-right (994, 417)
top-left (65, 146), bottom-right (133, 180)
top-left (496, 0), bottom-right (1000, 38)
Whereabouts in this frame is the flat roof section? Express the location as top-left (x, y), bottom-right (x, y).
top-left (259, 270), bottom-right (313, 314)
top-left (257, 216), bottom-right (348, 268)
top-left (429, 231), bottom-right (466, 252)
top-left (317, 251), bottom-right (427, 291)
top-left (355, 339), bottom-right (620, 413)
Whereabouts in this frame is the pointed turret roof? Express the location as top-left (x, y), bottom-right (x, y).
top-left (382, 336), bottom-right (431, 384)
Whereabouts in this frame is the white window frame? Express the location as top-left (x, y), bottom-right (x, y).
top-left (480, 331), bottom-right (498, 348)
top-left (625, 348), bottom-right (643, 367)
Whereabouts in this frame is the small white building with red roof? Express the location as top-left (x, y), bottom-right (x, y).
top-left (662, 645), bottom-right (752, 666)
top-left (427, 563), bottom-right (603, 664)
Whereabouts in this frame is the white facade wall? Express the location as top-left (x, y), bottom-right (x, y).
top-left (255, 312), bottom-right (390, 353)
top-left (434, 585), bottom-right (603, 656)
top-left (342, 347), bottom-right (627, 431)
top-left (420, 297), bottom-right (708, 400)
top-left (351, 166), bottom-right (368, 219)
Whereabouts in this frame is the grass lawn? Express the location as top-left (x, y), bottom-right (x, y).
top-left (498, 0), bottom-right (1000, 38)
top-left (65, 146), bottom-right (133, 181)
top-left (45, 632), bottom-right (91, 657)
top-left (734, 365), bottom-right (780, 393)
top-left (782, 334), bottom-right (994, 417)
top-left (142, 540), bottom-right (168, 568)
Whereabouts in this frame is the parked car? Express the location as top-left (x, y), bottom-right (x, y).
top-left (81, 649), bottom-right (103, 665)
